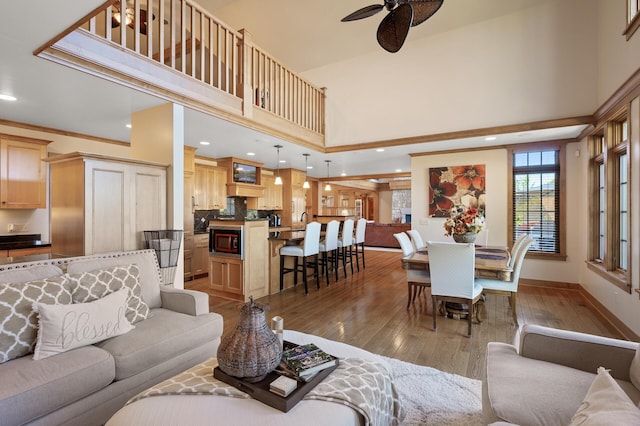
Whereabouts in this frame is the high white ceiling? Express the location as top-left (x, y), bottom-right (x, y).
top-left (0, 0), bottom-right (587, 178)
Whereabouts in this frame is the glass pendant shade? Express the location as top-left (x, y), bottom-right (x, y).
top-left (303, 153), bottom-right (310, 189)
top-left (324, 160), bottom-right (332, 191)
top-left (274, 144), bottom-right (283, 185)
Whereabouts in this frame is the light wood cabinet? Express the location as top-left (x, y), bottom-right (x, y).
top-left (281, 169), bottom-right (307, 228)
top-left (193, 233), bottom-right (209, 276)
top-left (184, 147), bottom-right (196, 280)
top-left (0, 136), bottom-right (50, 209)
top-left (257, 171), bottom-right (283, 210)
top-left (210, 256), bottom-right (243, 294)
top-left (46, 152), bottom-right (167, 257)
top-left (194, 165), bottom-right (227, 210)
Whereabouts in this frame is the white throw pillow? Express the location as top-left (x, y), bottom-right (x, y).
top-left (33, 289), bottom-right (134, 360)
top-left (569, 367), bottom-right (640, 425)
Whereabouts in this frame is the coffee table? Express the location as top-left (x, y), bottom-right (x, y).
top-left (106, 331), bottom-right (390, 426)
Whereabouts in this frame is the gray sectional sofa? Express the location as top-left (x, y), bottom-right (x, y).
top-left (0, 249), bottom-right (223, 426)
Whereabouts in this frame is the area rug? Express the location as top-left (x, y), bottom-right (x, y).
top-left (384, 356), bottom-right (482, 426)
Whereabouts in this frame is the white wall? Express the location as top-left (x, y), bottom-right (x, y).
top-left (304, 0), bottom-right (598, 146)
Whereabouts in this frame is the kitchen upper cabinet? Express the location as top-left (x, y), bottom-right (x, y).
top-left (0, 136), bottom-right (50, 209)
top-left (257, 171), bottom-right (283, 210)
top-left (46, 153), bottom-right (167, 257)
top-left (280, 168), bottom-right (307, 228)
top-left (194, 165), bottom-right (227, 210)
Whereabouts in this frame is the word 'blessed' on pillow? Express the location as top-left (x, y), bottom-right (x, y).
top-left (0, 276), bottom-right (71, 363)
top-left (569, 366), bottom-right (640, 425)
top-left (33, 289), bottom-right (134, 360)
top-left (67, 264), bottom-right (150, 324)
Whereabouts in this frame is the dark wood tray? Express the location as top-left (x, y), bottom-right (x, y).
top-left (213, 356), bottom-right (338, 412)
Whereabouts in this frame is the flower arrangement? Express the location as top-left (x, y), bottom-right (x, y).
top-left (444, 205), bottom-right (485, 236)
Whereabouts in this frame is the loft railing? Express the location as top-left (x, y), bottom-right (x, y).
top-left (81, 0), bottom-right (325, 136)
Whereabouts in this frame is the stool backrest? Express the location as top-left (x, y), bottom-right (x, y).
top-left (339, 219), bottom-right (355, 246)
top-left (303, 221), bottom-right (321, 256)
top-left (323, 220), bottom-right (340, 251)
top-left (355, 218), bottom-right (367, 243)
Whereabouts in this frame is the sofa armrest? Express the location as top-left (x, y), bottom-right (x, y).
top-left (160, 287), bottom-right (210, 316)
top-left (518, 324), bottom-right (637, 381)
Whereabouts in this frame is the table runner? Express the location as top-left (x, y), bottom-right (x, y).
top-left (127, 357), bottom-right (403, 426)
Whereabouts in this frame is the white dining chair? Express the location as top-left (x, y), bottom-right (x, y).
top-left (394, 232), bottom-right (431, 309)
top-left (353, 218), bottom-right (367, 271)
top-left (407, 229), bottom-right (426, 252)
top-left (476, 236), bottom-right (534, 325)
top-left (427, 241), bottom-right (483, 337)
top-left (319, 220), bottom-right (340, 286)
top-left (279, 221), bottom-right (321, 295)
top-left (510, 233), bottom-right (528, 268)
top-left (337, 219), bottom-right (355, 277)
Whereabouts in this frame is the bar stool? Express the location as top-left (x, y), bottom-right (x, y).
top-left (353, 217), bottom-right (367, 271)
top-left (279, 221), bottom-right (321, 295)
top-left (337, 219), bottom-right (355, 278)
top-left (318, 220), bottom-right (340, 286)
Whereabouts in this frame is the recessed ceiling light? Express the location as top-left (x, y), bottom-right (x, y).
top-left (0, 94), bottom-right (17, 101)
top-left (341, 172), bottom-right (347, 176)
top-left (376, 148), bottom-right (385, 152)
top-left (485, 136), bottom-right (496, 141)
top-left (395, 169), bottom-right (402, 172)
top-left (307, 166), bottom-right (313, 169)
top-left (280, 160), bottom-right (286, 163)
top-left (199, 141), bottom-right (210, 145)
top-left (247, 152), bottom-right (255, 156)
top-left (126, 124), bottom-right (132, 129)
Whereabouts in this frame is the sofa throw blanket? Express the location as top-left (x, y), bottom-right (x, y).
top-left (127, 357), bottom-right (403, 426)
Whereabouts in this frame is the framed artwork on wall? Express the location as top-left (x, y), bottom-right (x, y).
top-left (429, 164), bottom-right (486, 217)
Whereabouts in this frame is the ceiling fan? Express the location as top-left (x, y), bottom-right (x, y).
top-left (341, 0), bottom-right (444, 53)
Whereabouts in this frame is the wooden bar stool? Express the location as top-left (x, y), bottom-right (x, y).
top-left (279, 221), bottom-right (321, 295)
top-left (318, 220), bottom-right (340, 286)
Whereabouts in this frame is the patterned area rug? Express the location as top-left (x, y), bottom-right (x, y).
top-left (384, 356), bottom-right (482, 425)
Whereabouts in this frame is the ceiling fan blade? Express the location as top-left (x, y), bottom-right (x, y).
top-left (341, 4), bottom-right (384, 22)
top-left (403, 0), bottom-right (444, 26)
top-left (377, 3), bottom-right (413, 52)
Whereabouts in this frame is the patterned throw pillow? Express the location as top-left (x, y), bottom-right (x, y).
top-left (33, 289), bottom-right (134, 360)
top-left (0, 276), bottom-right (71, 363)
top-left (67, 264), bottom-right (150, 324)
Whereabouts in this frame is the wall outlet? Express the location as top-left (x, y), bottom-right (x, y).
top-left (7, 223), bottom-right (14, 232)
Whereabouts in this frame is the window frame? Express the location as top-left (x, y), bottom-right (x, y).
top-left (507, 142), bottom-right (566, 261)
top-left (586, 115), bottom-right (631, 292)
top-left (625, 0), bottom-right (640, 40)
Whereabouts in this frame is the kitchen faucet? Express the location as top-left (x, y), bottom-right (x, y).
top-left (300, 211), bottom-right (308, 224)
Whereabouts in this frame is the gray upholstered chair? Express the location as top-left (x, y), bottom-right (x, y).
top-left (427, 241), bottom-right (483, 337)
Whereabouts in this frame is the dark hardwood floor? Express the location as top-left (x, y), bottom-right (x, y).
top-left (185, 248), bottom-right (624, 381)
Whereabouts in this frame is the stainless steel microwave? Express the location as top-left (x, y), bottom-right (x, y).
top-left (209, 225), bottom-right (244, 259)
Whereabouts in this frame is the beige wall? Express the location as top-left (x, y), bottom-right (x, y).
top-left (304, 0), bottom-right (597, 146)
top-left (378, 190), bottom-right (392, 223)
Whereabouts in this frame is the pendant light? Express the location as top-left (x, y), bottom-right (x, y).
top-left (302, 153), bottom-right (311, 189)
top-left (324, 160), bottom-right (332, 191)
top-left (274, 145), bottom-right (283, 185)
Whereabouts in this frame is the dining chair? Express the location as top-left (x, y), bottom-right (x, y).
top-left (337, 219), bottom-right (355, 277)
top-left (510, 233), bottom-right (528, 268)
top-left (352, 218), bottom-right (367, 271)
top-left (407, 229), bottom-right (426, 252)
top-left (318, 220), bottom-right (340, 286)
top-left (476, 236), bottom-right (534, 325)
top-left (279, 221), bottom-right (321, 295)
top-left (426, 241), bottom-right (483, 337)
top-left (394, 232), bottom-right (431, 309)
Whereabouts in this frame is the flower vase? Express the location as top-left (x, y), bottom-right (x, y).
top-left (216, 296), bottom-right (282, 383)
top-left (453, 232), bottom-right (477, 244)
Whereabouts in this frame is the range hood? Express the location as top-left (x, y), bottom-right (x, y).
top-left (226, 183), bottom-right (265, 198)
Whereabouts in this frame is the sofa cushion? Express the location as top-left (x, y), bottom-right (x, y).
top-left (0, 345), bottom-right (114, 425)
top-left (485, 342), bottom-right (637, 426)
top-left (33, 289), bottom-right (134, 360)
top-left (570, 367), bottom-right (640, 425)
top-left (67, 264), bottom-right (151, 324)
top-left (0, 264), bottom-right (63, 283)
top-left (95, 308), bottom-right (223, 380)
top-left (66, 250), bottom-right (163, 309)
top-left (0, 276), bottom-right (71, 363)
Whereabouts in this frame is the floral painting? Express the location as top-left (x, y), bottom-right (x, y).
top-left (429, 164), bottom-right (486, 217)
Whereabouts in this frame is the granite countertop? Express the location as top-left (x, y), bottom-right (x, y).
top-left (0, 234), bottom-right (51, 250)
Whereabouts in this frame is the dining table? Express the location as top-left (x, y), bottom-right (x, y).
top-left (401, 246), bottom-right (513, 281)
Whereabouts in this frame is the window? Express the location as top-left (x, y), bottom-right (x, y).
top-left (625, 0), bottom-right (640, 40)
top-left (509, 144), bottom-right (565, 260)
top-left (587, 117), bottom-right (630, 291)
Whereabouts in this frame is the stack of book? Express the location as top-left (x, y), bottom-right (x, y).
top-left (276, 343), bottom-right (338, 382)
